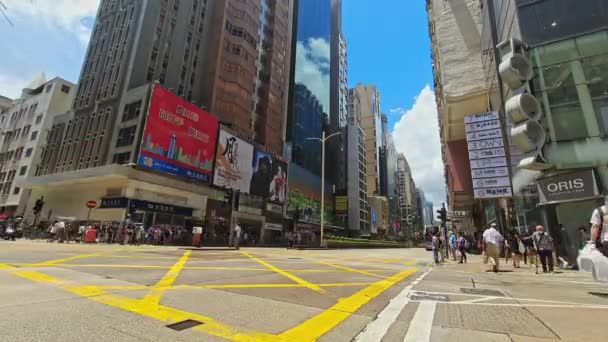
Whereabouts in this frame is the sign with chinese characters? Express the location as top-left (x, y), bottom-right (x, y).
top-left (213, 129), bottom-right (254, 193)
top-left (465, 112), bottom-right (512, 199)
top-left (138, 85), bottom-right (218, 183)
top-left (99, 197), bottom-right (193, 216)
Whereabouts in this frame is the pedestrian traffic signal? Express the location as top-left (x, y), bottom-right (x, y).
top-left (223, 191), bottom-right (232, 207)
top-left (436, 208), bottom-right (447, 223)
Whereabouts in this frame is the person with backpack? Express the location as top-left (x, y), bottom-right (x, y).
top-left (533, 225), bottom-right (554, 273)
top-left (590, 195), bottom-right (608, 258)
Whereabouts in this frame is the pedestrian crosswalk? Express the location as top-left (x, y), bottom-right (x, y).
top-left (355, 269), bottom-right (433, 342)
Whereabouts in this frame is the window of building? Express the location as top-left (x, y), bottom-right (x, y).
top-left (31, 131), bottom-right (38, 141)
top-left (112, 152), bottom-right (131, 165)
top-left (116, 126), bottom-right (136, 147)
top-left (45, 84), bottom-right (53, 93)
top-left (61, 85), bottom-right (71, 93)
top-left (22, 125), bottom-right (30, 137)
top-left (122, 101), bottom-right (142, 121)
top-left (13, 187), bottom-right (20, 195)
top-left (35, 115), bottom-right (43, 124)
top-left (19, 166), bottom-right (27, 176)
top-left (25, 148), bottom-right (33, 158)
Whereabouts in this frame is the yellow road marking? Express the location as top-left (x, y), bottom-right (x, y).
top-left (29, 253), bottom-right (100, 267)
top-left (14, 271), bottom-right (284, 342)
top-left (404, 260), bottom-right (417, 266)
top-left (183, 282), bottom-right (373, 289)
top-left (381, 258), bottom-right (402, 263)
top-left (0, 263), bottom-right (15, 269)
top-left (279, 268), bottom-right (418, 341)
top-left (241, 251), bottom-right (327, 294)
top-left (143, 250), bottom-right (191, 305)
top-left (310, 260), bottom-right (385, 278)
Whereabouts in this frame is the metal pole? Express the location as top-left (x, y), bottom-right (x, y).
top-left (320, 130), bottom-right (326, 248)
top-left (86, 208), bottom-right (92, 224)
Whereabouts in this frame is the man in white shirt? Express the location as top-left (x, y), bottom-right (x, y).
top-left (483, 223), bottom-right (504, 272)
top-left (233, 223), bottom-right (242, 250)
top-left (590, 196), bottom-right (608, 257)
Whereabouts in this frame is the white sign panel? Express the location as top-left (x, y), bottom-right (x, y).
top-left (474, 187), bottom-right (513, 199)
top-left (469, 157), bottom-right (507, 169)
top-left (466, 128), bottom-right (503, 141)
top-left (465, 112), bottom-right (512, 199)
top-left (468, 147), bottom-right (506, 160)
top-left (213, 129), bottom-right (254, 192)
top-left (466, 119), bottom-right (501, 133)
top-left (464, 112), bottom-right (499, 124)
top-left (473, 177), bottom-right (512, 189)
top-left (467, 138), bottom-right (504, 151)
top-left (471, 167), bottom-right (509, 179)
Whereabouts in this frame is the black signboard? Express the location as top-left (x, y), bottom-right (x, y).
top-left (537, 169), bottom-right (600, 204)
top-left (99, 197), bottom-right (193, 216)
top-left (249, 148), bottom-right (288, 204)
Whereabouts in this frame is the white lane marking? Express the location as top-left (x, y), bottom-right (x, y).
top-left (354, 269), bottom-right (432, 342)
top-left (403, 300), bottom-right (436, 342)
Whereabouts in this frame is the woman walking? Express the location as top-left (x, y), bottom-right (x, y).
top-left (509, 232), bottom-right (523, 268)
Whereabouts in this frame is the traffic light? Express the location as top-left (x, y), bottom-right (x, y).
top-left (223, 190), bottom-right (232, 207)
top-left (436, 208), bottom-right (447, 224)
top-left (498, 38), bottom-right (549, 170)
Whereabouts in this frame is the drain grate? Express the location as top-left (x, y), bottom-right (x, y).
top-left (166, 319), bottom-right (204, 331)
top-left (410, 292), bottom-right (449, 302)
top-left (460, 288), bottom-right (504, 297)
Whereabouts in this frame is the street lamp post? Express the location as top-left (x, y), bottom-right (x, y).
top-left (307, 130), bottom-right (341, 247)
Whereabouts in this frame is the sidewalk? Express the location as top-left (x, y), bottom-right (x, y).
top-left (411, 254), bottom-right (608, 341)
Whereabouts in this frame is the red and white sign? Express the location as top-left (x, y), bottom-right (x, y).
top-left (86, 200), bottom-right (97, 209)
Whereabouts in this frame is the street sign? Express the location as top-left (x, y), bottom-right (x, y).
top-left (448, 210), bottom-right (468, 218)
top-left (465, 112), bottom-right (512, 199)
top-left (86, 200), bottom-right (97, 209)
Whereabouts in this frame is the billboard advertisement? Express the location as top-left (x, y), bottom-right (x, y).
top-left (250, 149), bottom-right (288, 204)
top-left (138, 85), bottom-right (218, 182)
top-left (213, 129), bottom-right (254, 192)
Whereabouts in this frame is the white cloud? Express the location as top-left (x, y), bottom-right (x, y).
top-left (389, 107), bottom-right (404, 113)
top-left (7, 0), bottom-right (99, 45)
top-left (392, 85), bottom-right (446, 208)
top-left (0, 72), bottom-right (30, 100)
top-left (295, 38), bottom-right (331, 113)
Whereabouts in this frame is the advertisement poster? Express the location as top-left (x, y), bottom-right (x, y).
top-left (249, 148), bottom-right (288, 204)
top-left (213, 129), bottom-right (254, 192)
top-left (287, 164), bottom-right (335, 225)
top-left (138, 85), bottom-right (218, 182)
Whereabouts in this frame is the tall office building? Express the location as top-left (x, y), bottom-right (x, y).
top-left (285, 0), bottom-right (342, 228)
top-left (351, 83), bottom-right (382, 195)
top-left (0, 75), bottom-right (74, 217)
top-left (396, 153), bottom-right (417, 238)
top-left (346, 88), bottom-right (368, 236)
top-left (201, 0), bottom-right (294, 154)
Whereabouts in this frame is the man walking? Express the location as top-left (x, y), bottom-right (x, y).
top-left (432, 232), bottom-right (441, 265)
top-left (233, 223), bottom-right (242, 250)
top-left (533, 225), bottom-right (554, 273)
top-left (590, 195), bottom-right (608, 258)
top-left (482, 223), bottom-right (503, 272)
top-left (449, 231), bottom-right (457, 261)
top-left (457, 231), bottom-right (467, 264)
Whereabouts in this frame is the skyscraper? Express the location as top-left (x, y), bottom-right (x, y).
top-left (346, 87), bottom-right (368, 235)
top-left (285, 0), bottom-right (342, 227)
top-left (201, 0), bottom-right (294, 155)
top-left (352, 83), bottom-right (382, 195)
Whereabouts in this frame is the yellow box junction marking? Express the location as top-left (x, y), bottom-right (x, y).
top-left (0, 263), bottom-right (16, 269)
top-left (143, 250), bottom-right (191, 306)
top-left (11, 250), bottom-right (419, 341)
top-left (309, 260), bottom-right (384, 278)
top-left (29, 253), bottom-right (100, 267)
top-left (279, 268), bottom-right (417, 341)
top-left (241, 251), bottom-right (327, 294)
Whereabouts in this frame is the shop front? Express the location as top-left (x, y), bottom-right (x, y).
top-left (263, 202), bottom-right (285, 246)
top-left (534, 169), bottom-right (604, 264)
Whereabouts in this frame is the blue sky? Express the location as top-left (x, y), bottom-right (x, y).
top-left (343, 0), bottom-right (433, 129)
top-left (0, 0), bottom-right (444, 206)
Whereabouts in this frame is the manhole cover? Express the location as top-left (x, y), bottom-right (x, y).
top-left (166, 319), bottom-right (203, 331)
top-left (460, 288), bottom-right (504, 296)
top-left (410, 292), bottom-right (449, 302)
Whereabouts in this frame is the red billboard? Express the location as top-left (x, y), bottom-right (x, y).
top-left (138, 85), bottom-right (218, 182)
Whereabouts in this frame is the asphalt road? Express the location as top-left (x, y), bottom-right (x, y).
top-left (1, 240), bottom-right (607, 341)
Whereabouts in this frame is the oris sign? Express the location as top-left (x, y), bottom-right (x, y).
top-left (537, 170), bottom-right (600, 204)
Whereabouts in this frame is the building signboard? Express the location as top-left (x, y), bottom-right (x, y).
top-left (335, 196), bottom-right (348, 215)
top-left (213, 129), bottom-right (254, 192)
top-left (537, 169), bottom-right (600, 204)
top-left (465, 112), bottom-right (512, 199)
top-left (250, 148), bottom-right (288, 204)
top-left (138, 85), bottom-right (218, 183)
